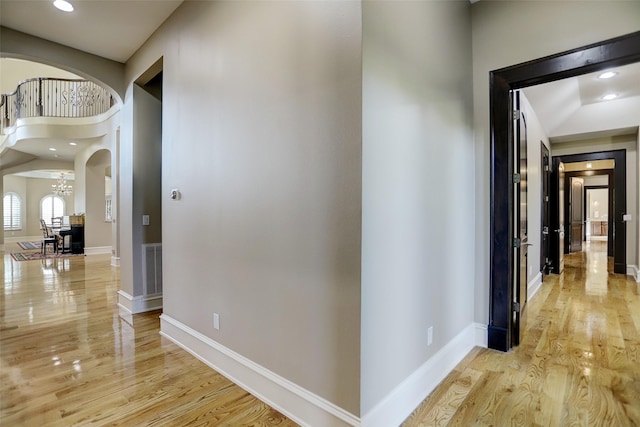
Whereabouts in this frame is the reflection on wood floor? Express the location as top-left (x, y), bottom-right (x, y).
top-left (403, 240), bottom-right (640, 426)
top-left (3, 240), bottom-right (639, 426)
top-left (1, 244), bottom-right (297, 426)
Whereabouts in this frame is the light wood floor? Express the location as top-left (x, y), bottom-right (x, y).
top-left (1, 244), bottom-right (297, 426)
top-left (2, 241), bottom-right (639, 426)
top-left (403, 240), bottom-right (640, 426)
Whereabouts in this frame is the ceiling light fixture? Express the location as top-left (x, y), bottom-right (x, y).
top-left (586, 162), bottom-right (593, 169)
top-left (597, 71), bottom-right (617, 79)
top-left (52, 173), bottom-right (73, 196)
top-left (601, 93), bottom-right (618, 101)
top-left (49, 147), bottom-right (57, 151)
top-left (53, 0), bottom-right (74, 12)
top-left (69, 142), bottom-right (77, 146)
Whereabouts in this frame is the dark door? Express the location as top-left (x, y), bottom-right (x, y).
top-left (512, 91), bottom-right (528, 347)
top-left (557, 163), bottom-right (565, 274)
top-left (569, 177), bottom-right (584, 252)
top-left (540, 143), bottom-right (550, 275)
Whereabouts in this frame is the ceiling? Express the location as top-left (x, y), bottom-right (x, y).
top-left (1, 1), bottom-right (638, 178)
top-left (0, 0), bottom-right (184, 63)
top-left (523, 61), bottom-right (640, 143)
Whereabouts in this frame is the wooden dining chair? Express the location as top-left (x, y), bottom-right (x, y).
top-left (40, 219), bottom-right (58, 255)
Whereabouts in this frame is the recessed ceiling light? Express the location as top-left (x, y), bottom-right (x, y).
top-left (53, 0), bottom-right (74, 12)
top-left (69, 142), bottom-right (77, 146)
top-left (601, 93), bottom-right (618, 101)
top-left (597, 71), bottom-right (617, 79)
top-left (49, 147), bottom-right (57, 151)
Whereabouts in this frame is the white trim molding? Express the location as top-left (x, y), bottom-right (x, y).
top-left (474, 322), bottom-right (488, 348)
top-left (84, 246), bottom-right (112, 255)
top-left (361, 323), bottom-right (478, 427)
top-left (527, 272), bottom-right (543, 301)
top-left (628, 265), bottom-right (640, 282)
top-left (160, 314), bottom-right (359, 427)
top-left (117, 290), bottom-right (162, 314)
top-left (4, 235), bottom-right (42, 243)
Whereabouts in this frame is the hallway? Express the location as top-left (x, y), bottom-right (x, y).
top-left (403, 240), bottom-right (640, 426)
top-left (0, 244), bottom-right (297, 426)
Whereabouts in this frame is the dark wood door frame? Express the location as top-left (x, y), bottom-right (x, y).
top-left (540, 143), bottom-right (551, 276)
top-left (562, 169), bottom-right (614, 256)
top-left (557, 159), bottom-right (624, 264)
top-left (488, 31), bottom-right (640, 352)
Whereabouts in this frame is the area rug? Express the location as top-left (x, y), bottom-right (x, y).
top-left (10, 252), bottom-right (85, 262)
top-left (17, 241), bottom-right (42, 250)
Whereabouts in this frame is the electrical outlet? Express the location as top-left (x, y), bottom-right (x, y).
top-left (427, 326), bottom-right (433, 346)
top-left (213, 313), bottom-right (220, 330)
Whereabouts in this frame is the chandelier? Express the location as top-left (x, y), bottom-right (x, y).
top-left (52, 173), bottom-right (73, 196)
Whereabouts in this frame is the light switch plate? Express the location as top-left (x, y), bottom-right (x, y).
top-left (142, 215), bottom-right (150, 226)
top-left (623, 214), bottom-right (632, 221)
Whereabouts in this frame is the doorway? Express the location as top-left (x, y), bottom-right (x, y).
top-left (487, 31), bottom-right (640, 352)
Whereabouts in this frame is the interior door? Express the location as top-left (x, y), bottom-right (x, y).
top-left (569, 177), bottom-right (584, 252)
top-left (512, 91), bottom-right (528, 347)
top-left (556, 162), bottom-right (565, 274)
top-left (540, 143), bottom-right (550, 275)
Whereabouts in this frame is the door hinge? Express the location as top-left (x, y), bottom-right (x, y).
top-left (513, 173), bottom-right (521, 184)
top-left (513, 110), bottom-right (520, 120)
top-left (513, 237), bottom-right (521, 248)
top-left (513, 301), bottom-right (520, 313)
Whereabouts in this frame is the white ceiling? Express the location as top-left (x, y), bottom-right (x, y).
top-left (1, 0), bottom-right (638, 177)
top-left (0, 0), bottom-right (184, 63)
top-left (523, 61), bottom-right (640, 143)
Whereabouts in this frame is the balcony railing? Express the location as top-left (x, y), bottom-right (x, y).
top-left (1, 78), bottom-right (113, 132)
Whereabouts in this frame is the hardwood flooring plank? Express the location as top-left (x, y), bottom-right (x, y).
top-left (403, 240), bottom-right (640, 426)
top-left (0, 245), bottom-right (298, 426)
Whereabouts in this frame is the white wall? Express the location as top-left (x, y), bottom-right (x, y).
top-left (0, 58), bottom-right (80, 93)
top-left (3, 175), bottom-right (28, 239)
top-left (471, 0), bottom-right (640, 324)
top-left (587, 189), bottom-right (608, 221)
top-left (551, 135), bottom-right (638, 268)
top-left (362, 0), bottom-right (473, 417)
top-left (85, 149), bottom-right (112, 249)
top-left (126, 0), bottom-right (362, 417)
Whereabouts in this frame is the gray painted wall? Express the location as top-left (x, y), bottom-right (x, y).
top-left (361, 0), bottom-right (474, 414)
top-left (0, 26), bottom-right (125, 100)
top-left (126, 1), bottom-right (363, 415)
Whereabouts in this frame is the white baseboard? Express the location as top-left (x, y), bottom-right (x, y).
top-left (361, 323), bottom-right (478, 427)
top-left (474, 322), bottom-right (488, 348)
top-left (628, 265), bottom-right (640, 282)
top-left (117, 290), bottom-right (162, 314)
top-left (527, 272), bottom-right (543, 301)
top-left (4, 235), bottom-right (42, 243)
top-left (111, 256), bottom-right (120, 267)
top-left (85, 246), bottom-right (112, 255)
top-left (159, 314), bottom-right (359, 427)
